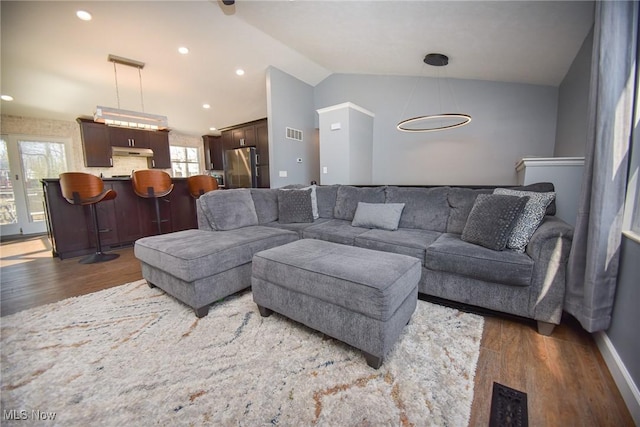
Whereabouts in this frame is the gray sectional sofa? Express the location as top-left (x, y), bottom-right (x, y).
top-left (136, 182), bottom-right (573, 335)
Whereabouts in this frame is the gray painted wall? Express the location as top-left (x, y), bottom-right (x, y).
top-left (317, 103), bottom-right (374, 185)
top-left (314, 74), bottom-right (558, 185)
top-left (554, 28), bottom-right (593, 157)
top-left (266, 67), bottom-right (319, 188)
top-left (607, 236), bottom-right (640, 405)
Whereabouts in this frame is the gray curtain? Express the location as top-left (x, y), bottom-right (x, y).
top-left (565, 1), bottom-right (638, 332)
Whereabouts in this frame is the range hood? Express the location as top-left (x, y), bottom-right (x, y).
top-left (112, 146), bottom-right (154, 157)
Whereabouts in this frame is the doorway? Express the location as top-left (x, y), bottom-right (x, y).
top-left (0, 135), bottom-right (69, 237)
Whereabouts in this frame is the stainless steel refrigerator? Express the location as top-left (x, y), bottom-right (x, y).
top-left (224, 147), bottom-right (257, 188)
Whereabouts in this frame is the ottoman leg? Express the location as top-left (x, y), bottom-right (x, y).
top-left (194, 306), bottom-right (209, 318)
top-left (257, 305), bottom-right (273, 317)
top-left (363, 352), bottom-right (383, 369)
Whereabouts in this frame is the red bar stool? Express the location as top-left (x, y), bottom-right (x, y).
top-left (132, 170), bottom-right (174, 234)
top-left (59, 172), bottom-right (119, 264)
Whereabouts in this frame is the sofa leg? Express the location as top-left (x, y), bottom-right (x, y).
top-left (537, 321), bottom-right (556, 336)
top-left (257, 305), bottom-right (273, 317)
top-left (363, 352), bottom-right (383, 369)
top-left (194, 306), bottom-right (209, 318)
top-left (147, 281), bottom-right (156, 289)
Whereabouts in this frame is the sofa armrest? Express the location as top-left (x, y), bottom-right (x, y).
top-left (526, 216), bottom-right (574, 262)
top-left (525, 216), bottom-right (574, 325)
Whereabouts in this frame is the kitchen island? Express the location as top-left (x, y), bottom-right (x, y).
top-left (43, 177), bottom-right (197, 260)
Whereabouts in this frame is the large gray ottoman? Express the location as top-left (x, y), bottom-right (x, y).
top-left (251, 239), bottom-right (421, 369)
top-left (134, 227), bottom-right (298, 317)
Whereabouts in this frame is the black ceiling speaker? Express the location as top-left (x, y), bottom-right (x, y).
top-left (222, 0), bottom-right (235, 5)
top-left (424, 53), bottom-right (449, 66)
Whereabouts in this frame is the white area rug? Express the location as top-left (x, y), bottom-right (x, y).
top-left (1, 280), bottom-right (484, 426)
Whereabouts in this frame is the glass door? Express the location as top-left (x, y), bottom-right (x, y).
top-left (0, 135), bottom-right (69, 237)
top-left (0, 137), bottom-right (19, 235)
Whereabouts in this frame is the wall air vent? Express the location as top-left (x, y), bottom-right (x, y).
top-left (286, 127), bottom-right (303, 142)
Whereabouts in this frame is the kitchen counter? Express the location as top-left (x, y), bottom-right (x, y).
top-left (42, 177), bottom-right (197, 259)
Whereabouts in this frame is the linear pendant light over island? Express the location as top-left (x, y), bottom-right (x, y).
top-left (94, 54), bottom-right (169, 131)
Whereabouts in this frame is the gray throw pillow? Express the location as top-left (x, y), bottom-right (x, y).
top-left (351, 202), bottom-right (406, 231)
top-left (199, 188), bottom-right (258, 231)
top-left (494, 188), bottom-right (556, 252)
top-left (461, 194), bottom-right (529, 251)
top-left (277, 188), bottom-right (314, 224)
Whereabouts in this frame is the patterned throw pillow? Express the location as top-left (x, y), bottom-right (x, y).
top-left (494, 188), bottom-right (556, 253)
top-left (277, 188), bottom-right (314, 224)
top-left (461, 194), bottom-right (529, 251)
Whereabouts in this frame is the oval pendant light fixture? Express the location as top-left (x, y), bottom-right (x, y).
top-left (397, 53), bottom-right (471, 133)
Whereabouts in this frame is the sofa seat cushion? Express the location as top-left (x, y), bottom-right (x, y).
top-left (263, 218), bottom-right (331, 238)
top-left (302, 219), bottom-right (370, 245)
top-left (134, 227), bottom-right (298, 283)
top-left (252, 239), bottom-right (421, 321)
top-left (425, 233), bottom-right (534, 287)
top-left (355, 228), bottom-right (441, 266)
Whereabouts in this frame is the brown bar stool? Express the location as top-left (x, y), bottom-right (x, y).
top-left (132, 170), bottom-right (174, 234)
top-left (187, 174), bottom-right (219, 199)
top-left (59, 172), bottom-right (119, 264)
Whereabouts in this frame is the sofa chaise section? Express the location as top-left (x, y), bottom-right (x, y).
top-left (134, 227), bottom-right (297, 317)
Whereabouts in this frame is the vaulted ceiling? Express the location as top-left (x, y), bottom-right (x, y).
top-left (1, 1), bottom-right (594, 136)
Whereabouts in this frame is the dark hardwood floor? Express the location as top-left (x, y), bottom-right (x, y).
top-left (0, 235), bottom-right (634, 426)
top-left (0, 235), bottom-right (142, 316)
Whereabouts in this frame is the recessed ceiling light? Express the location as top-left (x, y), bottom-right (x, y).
top-left (76, 10), bottom-right (92, 21)
top-left (209, 127), bottom-right (217, 131)
top-left (178, 47), bottom-right (189, 55)
top-left (203, 104), bottom-right (211, 109)
top-left (1, 95), bottom-right (14, 102)
top-left (235, 68), bottom-right (245, 76)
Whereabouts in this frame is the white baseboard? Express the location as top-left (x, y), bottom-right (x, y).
top-left (594, 331), bottom-right (640, 425)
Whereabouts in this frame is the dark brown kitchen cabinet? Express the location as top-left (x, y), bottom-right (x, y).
top-left (202, 135), bottom-right (224, 170)
top-left (43, 178), bottom-right (197, 260)
top-left (232, 125), bottom-right (256, 148)
top-left (78, 118), bottom-right (112, 167)
top-left (77, 118), bottom-right (171, 169)
top-left (109, 126), bottom-right (150, 148)
top-left (255, 121), bottom-right (269, 166)
top-left (221, 119), bottom-right (266, 150)
top-left (257, 165), bottom-right (270, 188)
top-left (221, 130), bottom-right (234, 152)
top-left (147, 131), bottom-right (171, 169)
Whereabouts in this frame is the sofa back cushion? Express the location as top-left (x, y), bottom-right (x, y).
top-left (333, 186), bottom-right (386, 220)
top-left (446, 188), bottom-right (492, 234)
top-left (250, 188), bottom-right (279, 224)
top-left (385, 186), bottom-right (450, 232)
top-left (199, 188), bottom-right (258, 231)
top-left (316, 184), bottom-right (339, 218)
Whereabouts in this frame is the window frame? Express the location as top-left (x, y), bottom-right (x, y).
top-left (169, 145), bottom-right (200, 178)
